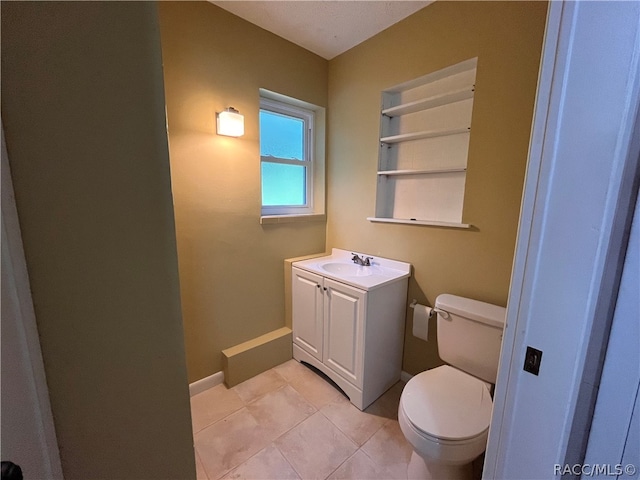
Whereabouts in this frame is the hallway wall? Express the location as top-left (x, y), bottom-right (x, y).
top-left (1, 3), bottom-right (194, 478)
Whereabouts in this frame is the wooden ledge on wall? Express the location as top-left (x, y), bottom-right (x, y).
top-left (222, 327), bottom-right (293, 387)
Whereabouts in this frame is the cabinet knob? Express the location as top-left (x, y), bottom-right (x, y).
top-left (323, 287), bottom-right (327, 291)
top-left (316, 284), bottom-right (321, 288)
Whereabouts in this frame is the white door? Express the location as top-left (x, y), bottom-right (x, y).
top-left (323, 278), bottom-right (365, 387)
top-left (291, 268), bottom-right (324, 361)
top-left (484, 1), bottom-right (640, 476)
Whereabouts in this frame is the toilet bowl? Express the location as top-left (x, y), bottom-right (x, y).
top-left (398, 365), bottom-right (492, 479)
top-left (398, 294), bottom-right (506, 480)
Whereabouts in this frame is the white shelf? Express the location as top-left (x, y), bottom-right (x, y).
top-left (381, 87), bottom-right (474, 117)
top-left (373, 58), bottom-right (477, 226)
top-left (367, 217), bottom-right (471, 229)
top-left (380, 127), bottom-right (470, 144)
top-left (386, 58), bottom-right (478, 93)
top-left (377, 167), bottom-right (466, 176)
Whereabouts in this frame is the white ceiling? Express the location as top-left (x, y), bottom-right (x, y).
top-left (210, 1), bottom-right (433, 60)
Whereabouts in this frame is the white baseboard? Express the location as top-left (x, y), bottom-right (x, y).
top-left (400, 371), bottom-right (413, 383)
top-left (189, 371), bottom-right (224, 397)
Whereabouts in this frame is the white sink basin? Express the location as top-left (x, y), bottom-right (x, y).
top-left (293, 249), bottom-right (411, 291)
top-left (320, 262), bottom-right (374, 277)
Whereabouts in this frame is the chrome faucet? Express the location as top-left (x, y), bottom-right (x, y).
top-left (351, 253), bottom-right (373, 266)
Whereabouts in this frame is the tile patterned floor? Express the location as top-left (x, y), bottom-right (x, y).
top-left (190, 360), bottom-right (412, 480)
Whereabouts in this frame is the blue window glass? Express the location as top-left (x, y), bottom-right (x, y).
top-left (260, 111), bottom-right (304, 160)
top-left (261, 163), bottom-right (306, 206)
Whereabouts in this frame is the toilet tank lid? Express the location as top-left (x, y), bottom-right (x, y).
top-left (435, 294), bottom-right (506, 328)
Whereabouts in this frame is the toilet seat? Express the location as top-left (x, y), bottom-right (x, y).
top-left (401, 365), bottom-right (493, 442)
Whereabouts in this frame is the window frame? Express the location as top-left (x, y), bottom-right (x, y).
top-left (260, 97), bottom-right (315, 216)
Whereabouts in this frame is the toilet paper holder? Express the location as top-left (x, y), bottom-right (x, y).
top-left (409, 299), bottom-right (449, 319)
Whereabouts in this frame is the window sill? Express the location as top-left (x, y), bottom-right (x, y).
top-left (260, 213), bottom-right (326, 225)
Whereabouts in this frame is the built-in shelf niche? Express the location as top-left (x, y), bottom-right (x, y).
top-left (369, 58), bottom-right (477, 228)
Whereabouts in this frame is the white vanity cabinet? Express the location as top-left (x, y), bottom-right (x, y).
top-left (291, 250), bottom-right (410, 410)
top-left (292, 268), bottom-right (366, 387)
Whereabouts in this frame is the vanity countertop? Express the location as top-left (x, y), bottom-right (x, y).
top-left (292, 248), bottom-right (411, 291)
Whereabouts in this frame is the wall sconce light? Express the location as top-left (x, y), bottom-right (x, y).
top-left (216, 107), bottom-right (244, 137)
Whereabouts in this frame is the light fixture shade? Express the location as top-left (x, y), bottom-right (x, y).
top-left (217, 107), bottom-right (244, 137)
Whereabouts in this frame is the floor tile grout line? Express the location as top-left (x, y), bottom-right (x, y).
top-left (243, 383), bottom-right (289, 406)
top-left (193, 380), bottom-right (292, 437)
top-left (232, 373), bottom-right (288, 405)
top-left (271, 413), bottom-right (359, 480)
top-left (220, 441), bottom-right (301, 480)
top-left (273, 442), bottom-right (305, 480)
top-left (358, 442), bottom-right (388, 471)
top-left (231, 375), bottom-right (314, 472)
top-left (191, 387), bottom-right (248, 435)
top-left (323, 448), bottom-right (359, 480)
top-left (192, 403), bottom-right (247, 438)
top-left (282, 374), bottom-right (343, 411)
top-left (268, 404), bottom-right (319, 445)
top-left (194, 448), bottom-right (209, 480)
top-left (317, 403), bottom-right (389, 448)
top-left (271, 367), bottom-right (289, 383)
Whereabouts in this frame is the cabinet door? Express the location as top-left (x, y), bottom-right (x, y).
top-left (323, 278), bottom-right (366, 387)
top-left (292, 268), bottom-right (324, 361)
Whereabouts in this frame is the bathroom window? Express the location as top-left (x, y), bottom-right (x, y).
top-left (259, 92), bottom-right (325, 222)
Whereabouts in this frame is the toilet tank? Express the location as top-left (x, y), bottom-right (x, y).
top-left (435, 294), bottom-right (506, 384)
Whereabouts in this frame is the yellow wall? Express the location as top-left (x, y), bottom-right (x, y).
top-left (326, 1), bottom-right (548, 374)
top-left (158, 2), bottom-right (328, 382)
top-left (1, 2), bottom-right (194, 478)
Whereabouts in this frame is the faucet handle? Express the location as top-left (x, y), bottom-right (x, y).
top-left (364, 256), bottom-right (373, 266)
top-left (351, 253), bottom-right (362, 264)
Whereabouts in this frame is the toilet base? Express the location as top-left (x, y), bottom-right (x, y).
top-left (407, 451), bottom-right (473, 480)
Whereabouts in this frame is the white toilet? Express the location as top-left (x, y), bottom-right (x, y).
top-left (398, 294), bottom-right (506, 480)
